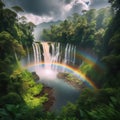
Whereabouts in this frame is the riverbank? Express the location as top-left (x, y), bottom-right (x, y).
top-left (40, 86), bottom-right (55, 111)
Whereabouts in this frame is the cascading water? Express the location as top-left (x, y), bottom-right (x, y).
top-left (64, 43), bottom-right (68, 64)
top-left (41, 42), bottom-right (51, 64)
top-left (73, 46), bottom-right (76, 64)
top-left (32, 43), bottom-right (42, 64)
top-left (31, 42), bottom-right (77, 72)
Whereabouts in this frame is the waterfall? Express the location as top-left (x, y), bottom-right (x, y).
top-left (31, 42), bottom-right (77, 72)
top-left (51, 43), bottom-right (55, 57)
top-left (73, 46), bottom-right (76, 64)
top-left (41, 42), bottom-right (51, 63)
top-left (68, 44), bottom-right (71, 63)
top-left (56, 43), bottom-right (60, 63)
top-left (14, 51), bottom-right (18, 64)
top-left (32, 43), bottom-right (36, 64)
top-left (63, 43), bottom-right (76, 65)
top-left (32, 43), bottom-right (42, 64)
top-left (26, 47), bottom-right (30, 64)
top-left (64, 43), bottom-right (69, 64)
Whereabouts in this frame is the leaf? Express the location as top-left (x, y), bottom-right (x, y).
top-left (0, 108), bottom-right (8, 116)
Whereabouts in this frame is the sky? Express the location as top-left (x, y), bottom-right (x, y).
top-left (3, 0), bottom-right (110, 25)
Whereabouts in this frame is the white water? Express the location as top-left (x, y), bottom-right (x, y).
top-left (32, 42), bottom-right (77, 70)
top-left (29, 42), bottom-right (78, 77)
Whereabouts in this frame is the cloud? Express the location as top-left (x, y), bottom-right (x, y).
top-left (62, 0), bottom-right (92, 19)
top-left (4, 0), bottom-right (109, 24)
top-left (18, 13), bottom-right (53, 25)
top-left (74, 0), bottom-right (91, 10)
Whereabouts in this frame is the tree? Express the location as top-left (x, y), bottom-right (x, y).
top-left (11, 6), bottom-right (24, 12)
top-left (85, 9), bottom-right (96, 23)
top-left (0, 8), bottom-right (17, 33)
top-left (0, 72), bottom-right (9, 95)
top-left (0, 0), bottom-right (5, 9)
top-left (17, 19), bottom-right (35, 47)
top-left (1, 92), bottom-right (22, 105)
top-left (109, 0), bottom-right (120, 13)
top-left (109, 30), bottom-right (120, 54)
top-left (0, 31), bottom-right (25, 60)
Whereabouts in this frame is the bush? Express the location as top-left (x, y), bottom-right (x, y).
top-left (1, 92), bottom-right (22, 105)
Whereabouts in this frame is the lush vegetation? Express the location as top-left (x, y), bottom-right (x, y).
top-left (0, 0), bottom-right (120, 120)
top-left (0, 1), bottom-right (48, 120)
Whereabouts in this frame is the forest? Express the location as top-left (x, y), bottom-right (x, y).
top-left (0, 0), bottom-right (120, 120)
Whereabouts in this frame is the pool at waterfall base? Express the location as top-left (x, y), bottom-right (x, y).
top-left (26, 63), bottom-right (95, 111)
top-left (21, 42), bottom-right (99, 111)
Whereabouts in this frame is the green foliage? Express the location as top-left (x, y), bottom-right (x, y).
top-left (16, 21), bottom-right (35, 47)
top-left (94, 28), bottom-right (105, 56)
top-left (80, 62), bottom-right (104, 87)
top-left (0, 72), bottom-right (9, 95)
top-left (11, 6), bottom-right (24, 12)
top-left (1, 92), bottom-right (22, 105)
top-left (0, 0), bottom-right (5, 9)
top-left (27, 84), bottom-right (43, 96)
top-left (60, 102), bottom-right (77, 118)
top-left (109, 0), bottom-right (120, 13)
top-left (0, 31), bottom-right (25, 60)
top-left (88, 104), bottom-right (120, 120)
top-left (0, 8), bottom-right (17, 33)
top-left (102, 55), bottom-right (120, 70)
top-left (23, 94), bottom-right (47, 108)
top-left (56, 88), bottom-right (120, 120)
top-left (0, 0), bottom-right (34, 50)
top-left (80, 62), bottom-right (93, 74)
top-left (10, 69), bottom-right (47, 108)
top-left (109, 30), bottom-right (120, 53)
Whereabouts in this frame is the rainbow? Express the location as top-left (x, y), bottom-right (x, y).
top-left (24, 62), bottom-right (98, 90)
top-left (75, 50), bottom-right (105, 72)
top-left (57, 45), bottom-right (104, 71)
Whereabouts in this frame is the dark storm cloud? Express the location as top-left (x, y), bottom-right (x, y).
top-left (4, 0), bottom-right (69, 16)
top-left (22, 0), bottom-right (63, 16)
top-left (64, 0), bottom-right (72, 4)
top-left (4, 0), bottom-right (109, 16)
top-left (3, 0), bottom-right (110, 24)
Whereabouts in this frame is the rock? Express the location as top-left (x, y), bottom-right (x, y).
top-left (57, 72), bottom-right (69, 79)
top-left (57, 72), bottom-right (87, 90)
top-left (32, 72), bottom-right (40, 81)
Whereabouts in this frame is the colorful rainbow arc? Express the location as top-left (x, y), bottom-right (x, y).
top-left (76, 50), bottom-right (105, 71)
top-left (24, 62), bottom-right (98, 90)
